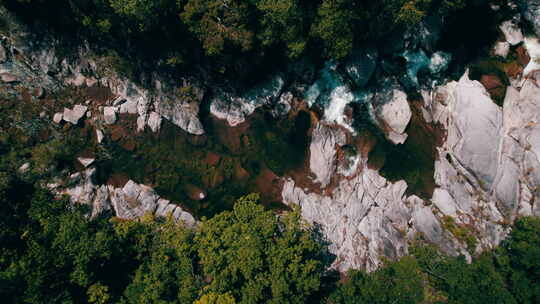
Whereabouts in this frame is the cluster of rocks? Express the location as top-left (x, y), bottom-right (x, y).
top-left (4, 1), bottom-right (540, 274)
top-left (0, 6), bottom-right (203, 136)
top-left (53, 168), bottom-right (196, 226)
top-left (282, 66), bottom-right (540, 271)
top-left (280, 3), bottom-right (540, 272)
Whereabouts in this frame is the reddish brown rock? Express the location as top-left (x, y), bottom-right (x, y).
top-left (504, 61), bottom-right (524, 79)
top-left (107, 173), bottom-right (130, 188)
top-left (516, 45), bottom-right (531, 66)
top-left (205, 152), bottom-right (221, 166)
top-left (184, 184), bottom-right (206, 201)
top-left (480, 74), bottom-right (504, 90)
top-left (480, 74), bottom-right (506, 106)
top-left (121, 138), bottom-right (137, 151)
top-left (234, 163), bottom-right (250, 181)
top-left (210, 116), bottom-right (249, 155)
top-left (354, 130), bottom-right (377, 159)
top-left (252, 167), bottom-right (283, 206)
top-left (33, 87), bottom-right (45, 99)
top-left (202, 171), bottom-right (225, 189)
top-left (110, 125), bottom-right (127, 141)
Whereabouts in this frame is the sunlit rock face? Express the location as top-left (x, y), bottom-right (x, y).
top-left (282, 66), bottom-right (540, 271)
top-left (445, 72), bottom-right (502, 189)
top-left (0, 5), bottom-right (205, 136)
top-left (523, 36), bottom-right (540, 76)
top-left (370, 82), bottom-right (411, 145)
top-left (53, 168), bottom-right (196, 226)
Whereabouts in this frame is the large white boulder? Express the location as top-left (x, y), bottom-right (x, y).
top-left (499, 19), bottom-right (523, 45)
top-left (103, 106), bottom-right (117, 125)
top-left (445, 72), bottom-right (502, 189)
top-left (373, 86), bottom-right (412, 144)
top-left (63, 105), bottom-right (88, 125)
top-left (309, 123), bottom-right (347, 188)
top-left (53, 112), bottom-right (63, 124)
top-left (147, 111), bottom-right (162, 132)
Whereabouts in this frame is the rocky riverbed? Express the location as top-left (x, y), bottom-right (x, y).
top-left (2, 1), bottom-right (540, 273)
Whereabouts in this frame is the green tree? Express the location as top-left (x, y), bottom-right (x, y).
top-left (179, 0), bottom-right (254, 56)
top-left (195, 194), bottom-right (325, 303)
top-left (328, 256), bottom-right (425, 304)
top-left (88, 283), bottom-right (111, 304)
top-left (498, 217), bottom-right (540, 303)
top-left (412, 243), bottom-right (516, 304)
top-left (109, 0), bottom-right (178, 31)
top-left (256, 0), bottom-right (309, 58)
top-left (122, 216), bottom-right (200, 304)
top-left (195, 292), bottom-right (236, 304)
top-left (311, 0), bottom-right (356, 59)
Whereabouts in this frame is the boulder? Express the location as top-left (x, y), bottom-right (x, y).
top-left (137, 115), bottom-right (146, 132)
top-left (77, 157), bottom-right (95, 168)
top-left (53, 112), bottom-right (63, 124)
top-left (373, 85), bottom-right (412, 144)
top-left (119, 99), bottom-right (138, 114)
top-left (446, 72), bottom-right (502, 189)
top-left (18, 162), bottom-right (30, 173)
top-left (309, 123), bottom-right (347, 188)
top-left (96, 129), bottom-right (104, 143)
top-left (64, 168), bottom-right (99, 209)
top-left (523, 37), bottom-right (540, 76)
top-left (210, 75), bottom-right (284, 126)
top-left (493, 41), bottom-right (510, 58)
top-left (103, 106), bottom-right (117, 125)
top-left (156, 98), bottom-right (204, 135)
top-left (110, 180), bottom-right (160, 219)
top-left (499, 19), bottom-right (523, 45)
top-left (63, 105), bottom-right (87, 125)
top-left (147, 111), bottom-right (161, 132)
top-left (91, 185), bottom-right (111, 218)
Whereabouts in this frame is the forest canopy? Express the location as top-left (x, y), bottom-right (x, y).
top-left (3, 0), bottom-right (483, 76)
top-left (0, 168), bottom-right (539, 303)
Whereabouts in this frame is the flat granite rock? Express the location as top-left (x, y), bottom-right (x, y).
top-left (63, 105), bottom-right (88, 125)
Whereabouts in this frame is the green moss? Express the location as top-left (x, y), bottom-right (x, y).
top-left (442, 215), bottom-right (478, 253)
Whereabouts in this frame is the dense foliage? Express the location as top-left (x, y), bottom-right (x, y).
top-left (3, 0), bottom-right (490, 79)
top-left (1, 158), bottom-right (539, 304)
